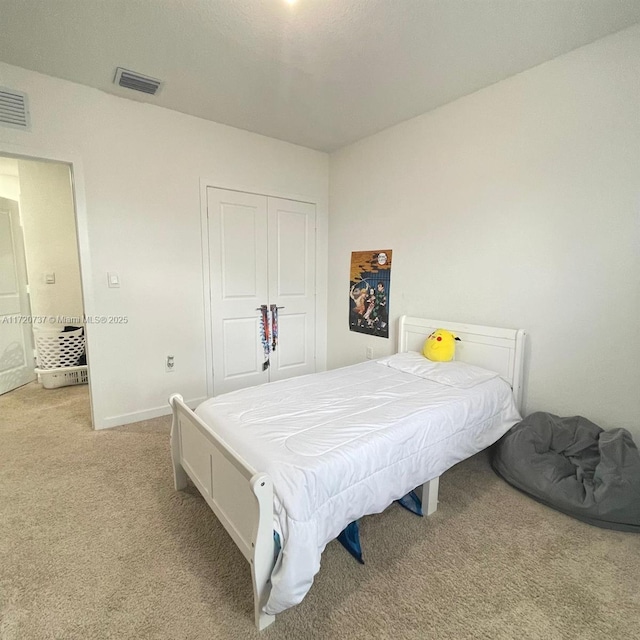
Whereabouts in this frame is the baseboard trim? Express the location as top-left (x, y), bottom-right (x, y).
top-left (97, 396), bottom-right (207, 430)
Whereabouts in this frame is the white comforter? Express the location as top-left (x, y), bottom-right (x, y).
top-left (195, 358), bottom-right (521, 614)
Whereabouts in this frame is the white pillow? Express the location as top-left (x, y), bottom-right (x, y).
top-left (378, 351), bottom-right (499, 388)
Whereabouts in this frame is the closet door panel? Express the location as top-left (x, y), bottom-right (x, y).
top-left (276, 313), bottom-right (307, 370)
top-left (267, 197), bottom-right (316, 382)
top-left (208, 188), bottom-right (269, 395)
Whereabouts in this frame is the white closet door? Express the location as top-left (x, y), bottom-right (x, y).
top-left (0, 197), bottom-right (36, 395)
top-left (208, 188), bottom-right (269, 395)
top-left (267, 197), bottom-right (316, 382)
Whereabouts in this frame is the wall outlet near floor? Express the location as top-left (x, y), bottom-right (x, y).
top-left (165, 355), bottom-right (175, 372)
top-left (366, 346), bottom-right (374, 360)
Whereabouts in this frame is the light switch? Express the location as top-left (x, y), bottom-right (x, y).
top-left (107, 272), bottom-right (120, 288)
top-left (45, 272), bottom-right (56, 284)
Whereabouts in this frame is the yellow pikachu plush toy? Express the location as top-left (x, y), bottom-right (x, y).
top-left (423, 329), bottom-right (460, 362)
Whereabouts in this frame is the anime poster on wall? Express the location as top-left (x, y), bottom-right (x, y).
top-left (349, 250), bottom-right (392, 338)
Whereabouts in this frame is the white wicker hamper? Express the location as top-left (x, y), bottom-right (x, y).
top-left (34, 327), bottom-right (88, 389)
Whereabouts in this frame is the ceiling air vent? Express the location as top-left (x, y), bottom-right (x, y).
top-left (0, 87), bottom-right (30, 130)
top-left (114, 68), bottom-right (163, 96)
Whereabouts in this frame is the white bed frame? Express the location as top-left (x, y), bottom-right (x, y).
top-left (169, 315), bottom-right (525, 630)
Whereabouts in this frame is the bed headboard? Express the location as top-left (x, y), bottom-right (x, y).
top-left (398, 315), bottom-right (526, 411)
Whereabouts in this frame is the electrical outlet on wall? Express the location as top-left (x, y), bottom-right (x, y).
top-left (366, 347), bottom-right (374, 360)
top-left (165, 355), bottom-right (175, 372)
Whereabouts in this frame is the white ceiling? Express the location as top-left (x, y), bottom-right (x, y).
top-left (1, 0), bottom-right (639, 152)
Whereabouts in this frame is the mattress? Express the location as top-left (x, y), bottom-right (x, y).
top-left (195, 358), bottom-right (521, 614)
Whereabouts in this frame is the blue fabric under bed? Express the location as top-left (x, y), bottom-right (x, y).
top-left (272, 492), bottom-right (424, 569)
top-left (337, 490), bottom-right (424, 563)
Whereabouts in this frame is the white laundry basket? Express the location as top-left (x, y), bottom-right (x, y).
top-left (34, 326), bottom-right (88, 389)
top-left (35, 365), bottom-right (89, 389)
top-left (34, 327), bottom-right (85, 369)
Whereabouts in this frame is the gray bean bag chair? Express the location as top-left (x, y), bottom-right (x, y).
top-left (492, 412), bottom-right (640, 532)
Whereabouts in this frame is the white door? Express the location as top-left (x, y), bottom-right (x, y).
top-left (267, 197), bottom-right (316, 383)
top-left (208, 188), bottom-right (316, 396)
top-left (0, 197), bottom-right (36, 395)
top-left (208, 188), bottom-right (270, 394)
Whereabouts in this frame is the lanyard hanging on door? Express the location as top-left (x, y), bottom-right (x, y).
top-left (270, 304), bottom-right (278, 352)
top-left (259, 305), bottom-right (270, 371)
top-left (258, 305), bottom-right (282, 371)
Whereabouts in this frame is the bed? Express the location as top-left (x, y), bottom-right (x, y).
top-left (169, 315), bottom-right (526, 629)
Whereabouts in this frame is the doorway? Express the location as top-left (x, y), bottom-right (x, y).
top-left (206, 186), bottom-right (317, 396)
top-left (0, 154), bottom-right (91, 425)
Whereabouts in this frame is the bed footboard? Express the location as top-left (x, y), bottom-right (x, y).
top-left (169, 394), bottom-right (276, 630)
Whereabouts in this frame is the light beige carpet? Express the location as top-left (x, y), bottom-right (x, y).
top-left (1, 382), bottom-right (638, 640)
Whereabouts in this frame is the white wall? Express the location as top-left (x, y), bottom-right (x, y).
top-left (329, 25), bottom-right (640, 438)
top-left (0, 174), bottom-right (20, 201)
top-left (17, 159), bottom-right (84, 321)
top-left (0, 62), bottom-right (329, 428)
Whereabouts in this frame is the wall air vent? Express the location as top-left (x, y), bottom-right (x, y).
top-left (0, 87), bottom-right (30, 130)
top-left (114, 67), bottom-right (163, 96)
